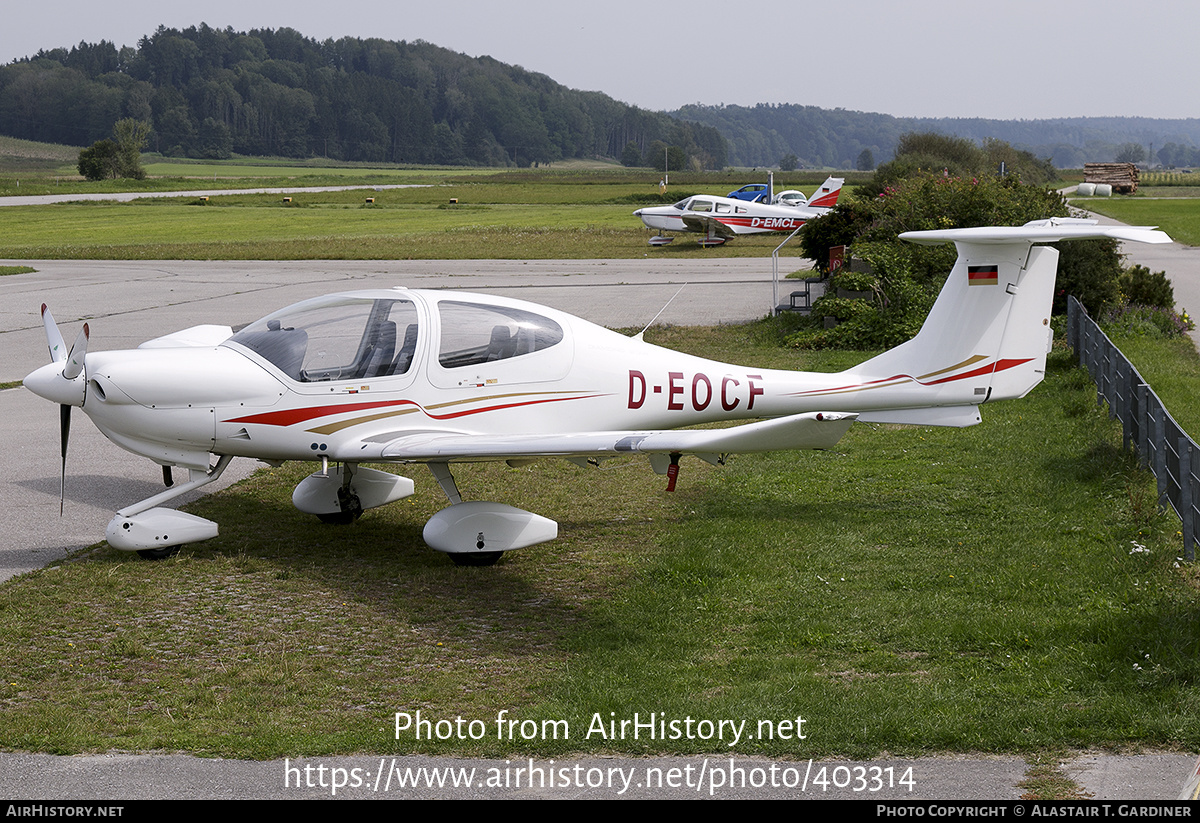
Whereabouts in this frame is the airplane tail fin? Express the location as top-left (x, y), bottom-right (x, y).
top-left (807, 176), bottom-right (844, 209)
top-left (844, 219), bottom-right (1171, 425)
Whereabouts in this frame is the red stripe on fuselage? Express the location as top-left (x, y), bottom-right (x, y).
top-left (790, 357), bottom-right (1033, 397)
top-left (224, 393), bottom-right (601, 428)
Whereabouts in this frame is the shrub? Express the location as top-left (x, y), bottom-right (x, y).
top-left (1118, 264), bottom-right (1174, 309)
top-left (77, 140), bottom-right (119, 180)
top-left (1101, 303), bottom-right (1195, 339)
top-left (1053, 238), bottom-right (1122, 316)
top-left (794, 172), bottom-right (1087, 349)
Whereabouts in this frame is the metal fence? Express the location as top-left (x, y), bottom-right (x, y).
top-left (1067, 296), bottom-right (1198, 560)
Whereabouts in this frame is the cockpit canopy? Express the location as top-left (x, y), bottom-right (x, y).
top-left (673, 197), bottom-right (745, 215)
top-left (227, 295), bottom-right (418, 382)
top-left (225, 293), bottom-right (566, 383)
top-left (436, 300), bottom-right (563, 369)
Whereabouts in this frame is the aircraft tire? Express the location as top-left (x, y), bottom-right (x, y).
top-left (448, 551), bottom-right (503, 567)
top-left (316, 510), bottom-right (361, 525)
top-left (136, 546), bottom-right (182, 560)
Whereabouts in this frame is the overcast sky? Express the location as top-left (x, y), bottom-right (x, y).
top-left (4, 0), bottom-right (1196, 120)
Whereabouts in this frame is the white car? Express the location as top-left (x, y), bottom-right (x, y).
top-left (772, 189), bottom-right (810, 207)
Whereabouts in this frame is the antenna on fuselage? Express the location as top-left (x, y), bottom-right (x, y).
top-left (633, 283), bottom-right (688, 342)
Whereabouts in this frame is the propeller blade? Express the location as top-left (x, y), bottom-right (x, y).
top-left (59, 403), bottom-right (71, 516)
top-left (62, 323), bottom-right (89, 381)
top-left (37, 306), bottom-right (87, 515)
top-left (41, 304), bottom-right (67, 364)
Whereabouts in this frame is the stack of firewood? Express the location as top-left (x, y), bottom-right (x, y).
top-left (1084, 163), bottom-right (1139, 193)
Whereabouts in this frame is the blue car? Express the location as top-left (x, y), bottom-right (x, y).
top-left (727, 184), bottom-right (770, 203)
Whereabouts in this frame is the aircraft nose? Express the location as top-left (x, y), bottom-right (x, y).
top-left (24, 361), bottom-right (86, 406)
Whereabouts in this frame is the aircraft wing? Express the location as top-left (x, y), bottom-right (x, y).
top-left (334, 411), bottom-right (857, 463)
top-left (679, 213), bottom-right (739, 239)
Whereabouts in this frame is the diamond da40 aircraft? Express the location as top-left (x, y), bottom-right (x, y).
top-left (634, 176), bottom-right (844, 246)
top-left (24, 220), bottom-right (1169, 565)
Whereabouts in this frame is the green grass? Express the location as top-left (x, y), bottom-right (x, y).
top-left (1, 329), bottom-right (1195, 759)
top-left (1109, 334), bottom-right (1200, 439)
top-left (1069, 196), bottom-right (1200, 246)
top-left (0, 135), bottom-right (81, 175)
top-left (0, 197), bottom-right (816, 260)
top-left (1129, 186), bottom-right (1200, 198)
top-left (0, 153), bottom-right (860, 258)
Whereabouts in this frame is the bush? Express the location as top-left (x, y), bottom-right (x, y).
top-left (1118, 264), bottom-right (1174, 309)
top-left (1101, 303), bottom-right (1195, 338)
top-left (793, 240), bottom-right (938, 350)
top-left (859, 133), bottom-right (1056, 198)
top-left (78, 140), bottom-right (119, 180)
top-left (1053, 238), bottom-right (1123, 316)
top-left (77, 119), bottom-right (150, 181)
top-left (794, 172), bottom-right (1082, 349)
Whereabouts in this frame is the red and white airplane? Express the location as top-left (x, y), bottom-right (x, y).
top-left (634, 176), bottom-right (844, 246)
top-left (24, 220), bottom-right (1169, 565)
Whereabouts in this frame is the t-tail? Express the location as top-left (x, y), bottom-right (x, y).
top-left (807, 176), bottom-right (844, 210)
top-left (828, 219), bottom-right (1171, 427)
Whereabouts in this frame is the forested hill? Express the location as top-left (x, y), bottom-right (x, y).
top-left (0, 24), bottom-right (727, 168)
top-left (673, 103), bottom-right (1200, 169)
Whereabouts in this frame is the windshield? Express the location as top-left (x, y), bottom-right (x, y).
top-left (227, 295), bottom-right (419, 382)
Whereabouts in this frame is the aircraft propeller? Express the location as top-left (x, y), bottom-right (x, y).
top-left (34, 305), bottom-right (89, 515)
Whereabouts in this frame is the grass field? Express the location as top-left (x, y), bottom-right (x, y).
top-left (0, 147), bottom-right (861, 259)
top-left (1069, 195), bottom-right (1200, 246)
top-left (1, 327), bottom-right (1196, 760)
top-left (0, 200), bottom-right (818, 260)
top-left (1111, 335), bottom-right (1200, 438)
top-left (0, 172), bottom-right (857, 260)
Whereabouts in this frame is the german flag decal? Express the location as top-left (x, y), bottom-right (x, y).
top-left (968, 265), bottom-right (999, 286)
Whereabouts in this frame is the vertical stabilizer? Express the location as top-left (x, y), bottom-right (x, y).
top-left (845, 220), bottom-right (1171, 424)
top-left (807, 177), bottom-right (844, 210)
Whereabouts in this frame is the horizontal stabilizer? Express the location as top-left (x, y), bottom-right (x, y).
top-left (900, 218), bottom-right (1171, 247)
top-left (857, 406), bottom-right (982, 428)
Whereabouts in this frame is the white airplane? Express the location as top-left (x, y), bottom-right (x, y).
top-left (634, 176), bottom-right (844, 246)
top-left (24, 220), bottom-right (1169, 566)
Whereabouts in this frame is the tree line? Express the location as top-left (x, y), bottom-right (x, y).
top-left (0, 24), bottom-right (727, 169)
top-left (673, 103), bottom-right (1200, 170)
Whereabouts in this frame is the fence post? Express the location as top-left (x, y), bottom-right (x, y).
top-left (1181, 439), bottom-right (1195, 562)
top-left (1136, 384), bottom-right (1149, 467)
top-left (1106, 342), bottom-right (1117, 419)
top-left (1120, 359), bottom-right (1131, 451)
top-left (1068, 297), bottom-right (1078, 353)
top-left (1154, 404), bottom-right (1167, 506)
